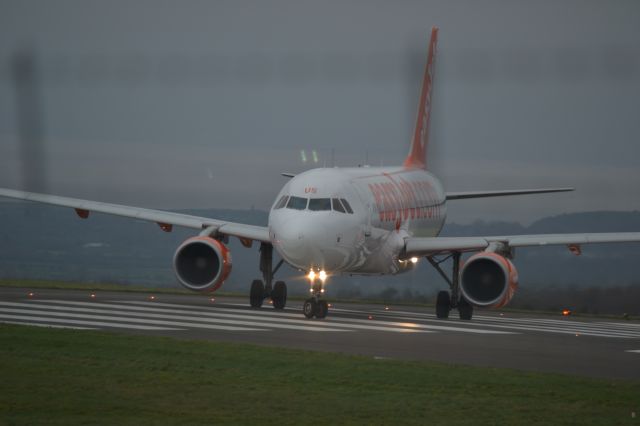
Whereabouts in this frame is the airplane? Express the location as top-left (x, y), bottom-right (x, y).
top-left (2, 26), bottom-right (640, 320)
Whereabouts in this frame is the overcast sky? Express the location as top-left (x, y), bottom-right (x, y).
top-left (0, 0), bottom-right (639, 224)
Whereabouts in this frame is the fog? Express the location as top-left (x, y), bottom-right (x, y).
top-left (1, 0), bottom-right (639, 224)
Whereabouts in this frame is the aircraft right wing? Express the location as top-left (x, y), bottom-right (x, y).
top-left (404, 232), bottom-right (640, 257)
top-left (0, 188), bottom-right (270, 243)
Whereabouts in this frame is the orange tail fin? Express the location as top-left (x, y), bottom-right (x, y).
top-left (403, 26), bottom-right (438, 169)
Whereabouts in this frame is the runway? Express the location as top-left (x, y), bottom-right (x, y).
top-left (1, 287), bottom-right (639, 380)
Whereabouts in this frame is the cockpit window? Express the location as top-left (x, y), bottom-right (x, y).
top-left (286, 196), bottom-right (308, 210)
top-left (340, 198), bottom-right (354, 214)
top-left (308, 198), bottom-right (332, 211)
top-left (274, 195), bottom-right (289, 209)
top-left (332, 198), bottom-right (346, 213)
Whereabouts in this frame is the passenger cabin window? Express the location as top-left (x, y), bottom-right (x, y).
top-left (340, 198), bottom-right (354, 214)
top-left (274, 195), bottom-right (289, 209)
top-left (308, 198), bottom-right (331, 211)
top-left (286, 196), bottom-right (308, 210)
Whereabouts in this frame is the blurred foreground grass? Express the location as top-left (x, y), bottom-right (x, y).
top-left (0, 324), bottom-right (638, 425)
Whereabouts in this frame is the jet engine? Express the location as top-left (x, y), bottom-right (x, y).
top-left (460, 252), bottom-right (518, 308)
top-left (173, 236), bottom-right (232, 292)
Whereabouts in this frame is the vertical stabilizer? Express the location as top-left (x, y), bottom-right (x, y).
top-left (403, 26), bottom-right (438, 169)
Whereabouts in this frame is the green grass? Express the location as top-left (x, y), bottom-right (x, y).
top-left (0, 324), bottom-right (638, 425)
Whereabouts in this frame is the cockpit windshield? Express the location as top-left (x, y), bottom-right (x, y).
top-left (286, 196), bottom-right (308, 210)
top-left (308, 198), bottom-right (331, 211)
top-left (281, 195), bottom-right (354, 214)
top-left (274, 195), bottom-right (289, 209)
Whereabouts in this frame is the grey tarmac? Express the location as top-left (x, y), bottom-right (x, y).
top-left (1, 287), bottom-right (638, 381)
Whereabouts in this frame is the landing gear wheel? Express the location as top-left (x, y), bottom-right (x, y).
top-left (436, 290), bottom-right (451, 319)
top-left (458, 297), bottom-right (473, 320)
top-left (315, 300), bottom-right (328, 319)
top-left (271, 281), bottom-right (287, 309)
top-left (250, 279), bottom-right (265, 308)
top-left (303, 298), bottom-right (317, 319)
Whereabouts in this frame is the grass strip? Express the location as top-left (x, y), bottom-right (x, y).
top-left (1, 324), bottom-right (638, 425)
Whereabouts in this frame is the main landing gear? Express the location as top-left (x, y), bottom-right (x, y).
top-left (427, 252), bottom-right (474, 320)
top-left (250, 243), bottom-right (287, 310)
top-left (303, 278), bottom-right (328, 319)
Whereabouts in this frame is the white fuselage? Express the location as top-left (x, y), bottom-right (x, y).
top-left (268, 166), bottom-right (446, 275)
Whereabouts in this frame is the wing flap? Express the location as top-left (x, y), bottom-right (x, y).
top-left (0, 188), bottom-right (270, 243)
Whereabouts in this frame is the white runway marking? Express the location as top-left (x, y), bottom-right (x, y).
top-left (120, 300), bottom-right (640, 338)
top-left (1, 298), bottom-right (637, 339)
top-left (0, 313), bottom-right (183, 331)
top-left (28, 300), bottom-right (424, 333)
top-left (369, 309), bottom-right (640, 339)
top-left (626, 350), bottom-right (640, 353)
top-left (0, 306), bottom-right (262, 332)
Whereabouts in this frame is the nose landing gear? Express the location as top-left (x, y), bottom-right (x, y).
top-left (303, 274), bottom-right (329, 319)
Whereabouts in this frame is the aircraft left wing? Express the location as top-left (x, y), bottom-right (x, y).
top-left (404, 232), bottom-right (640, 257)
top-left (0, 188), bottom-right (270, 243)
top-left (445, 187), bottom-right (574, 200)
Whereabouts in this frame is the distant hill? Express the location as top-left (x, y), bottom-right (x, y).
top-left (1, 202), bottom-right (640, 302)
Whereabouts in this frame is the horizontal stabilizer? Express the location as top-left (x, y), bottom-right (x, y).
top-left (446, 187), bottom-right (574, 200)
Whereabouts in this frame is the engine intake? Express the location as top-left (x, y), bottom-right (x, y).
top-left (173, 237), bottom-right (232, 292)
top-left (460, 252), bottom-right (518, 308)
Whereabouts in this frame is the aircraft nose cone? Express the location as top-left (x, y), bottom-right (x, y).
top-left (272, 217), bottom-right (327, 270)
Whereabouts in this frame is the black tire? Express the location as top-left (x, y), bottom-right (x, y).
top-left (250, 279), bottom-right (265, 308)
top-left (272, 281), bottom-right (287, 309)
top-left (436, 290), bottom-right (451, 319)
top-left (315, 300), bottom-right (328, 319)
top-left (303, 298), bottom-right (317, 319)
top-left (458, 297), bottom-right (474, 320)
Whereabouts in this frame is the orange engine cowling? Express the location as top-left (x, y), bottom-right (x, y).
top-left (173, 237), bottom-right (232, 292)
top-left (460, 252), bottom-right (518, 308)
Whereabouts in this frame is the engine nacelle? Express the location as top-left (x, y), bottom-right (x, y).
top-left (460, 252), bottom-right (518, 308)
top-left (173, 237), bottom-right (232, 292)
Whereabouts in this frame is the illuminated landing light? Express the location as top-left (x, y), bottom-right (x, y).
top-left (308, 270), bottom-right (316, 281)
top-left (269, 300), bottom-right (273, 305)
top-left (384, 306), bottom-right (390, 311)
top-left (562, 309), bottom-right (572, 317)
top-left (310, 288), bottom-right (314, 293)
top-left (320, 289), bottom-right (325, 293)
top-left (410, 257), bottom-right (419, 264)
top-left (27, 292), bottom-right (34, 298)
top-left (149, 295), bottom-right (156, 301)
top-left (328, 303), bottom-right (333, 308)
top-left (368, 315), bottom-right (374, 320)
top-left (210, 298), bottom-right (216, 303)
top-left (319, 270), bottom-right (327, 282)
top-left (90, 293), bottom-right (96, 299)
